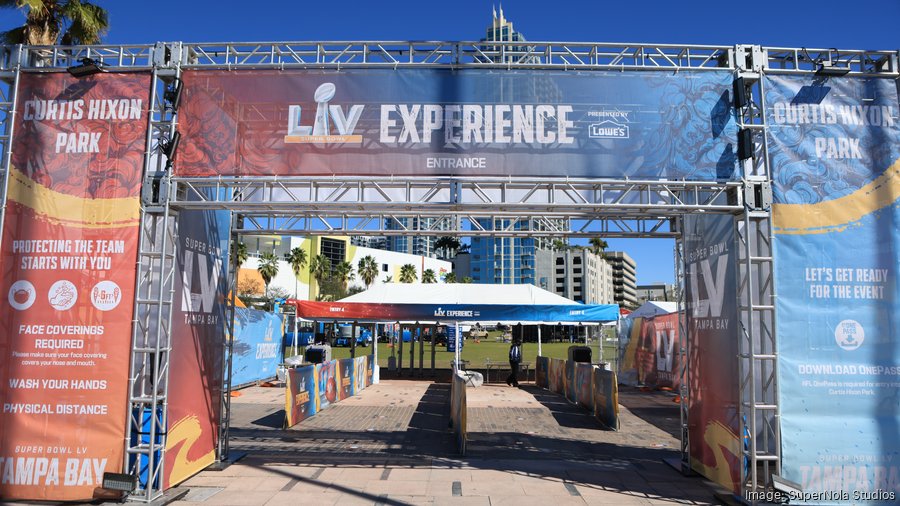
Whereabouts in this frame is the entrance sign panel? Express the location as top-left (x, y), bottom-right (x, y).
top-left (767, 74), bottom-right (900, 503)
top-left (176, 69), bottom-right (739, 180)
top-left (0, 73), bottom-right (150, 501)
top-left (684, 213), bottom-right (740, 492)
top-left (165, 209), bottom-right (230, 488)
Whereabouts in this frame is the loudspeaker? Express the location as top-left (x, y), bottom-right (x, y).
top-left (738, 128), bottom-right (754, 160)
top-left (733, 77), bottom-right (748, 108)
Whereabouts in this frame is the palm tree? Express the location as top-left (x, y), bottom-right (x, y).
top-left (434, 236), bottom-right (461, 259)
top-left (551, 239), bottom-right (569, 252)
top-left (1, 0), bottom-right (109, 45)
top-left (230, 241), bottom-right (249, 267)
top-left (444, 272), bottom-right (457, 283)
top-left (334, 261), bottom-right (355, 291)
top-left (461, 276), bottom-right (473, 284)
top-left (287, 246), bottom-right (308, 299)
top-left (399, 264), bottom-right (417, 283)
top-left (589, 237), bottom-right (609, 257)
top-left (421, 269), bottom-right (437, 283)
top-left (357, 255), bottom-right (379, 290)
top-left (257, 252), bottom-right (279, 299)
top-left (309, 254), bottom-right (331, 287)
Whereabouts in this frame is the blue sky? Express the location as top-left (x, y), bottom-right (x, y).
top-left (2, 0), bottom-right (897, 284)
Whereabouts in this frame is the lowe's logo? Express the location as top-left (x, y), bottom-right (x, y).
top-left (589, 120), bottom-right (629, 139)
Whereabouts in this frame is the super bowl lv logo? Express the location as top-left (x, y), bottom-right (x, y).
top-left (689, 254), bottom-right (728, 318)
top-left (181, 248), bottom-right (222, 316)
top-left (285, 83), bottom-right (364, 143)
top-left (655, 329), bottom-right (676, 372)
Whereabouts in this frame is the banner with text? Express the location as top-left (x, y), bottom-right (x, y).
top-left (284, 365), bottom-right (318, 427)
top-left (165, 208), bottom-right (229, 488)
top-left (684, 213), bottom-right (740, 492)
top-left (767, 74), bottom-right (900, 504)
top-left (284, 356), bottom-right (374, 428)
top-left (177, 69), bottom-right (738, 180)
top-left (295, 300), bottom-right (618, 323)
top-left (0, 73), bottom-right (149, 501)
top-left (232, 308), bottom-right (284, 387)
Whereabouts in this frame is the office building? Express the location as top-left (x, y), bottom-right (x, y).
top-left (550, 249), bottom-right (615, 304)
top-left (606, 251), bottom-right (639, 309)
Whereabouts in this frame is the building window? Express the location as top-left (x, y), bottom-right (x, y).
top-left (382, 264), bottom-right (388, 272)
top-left (573, 257), bottom-right (582, 264)
top-left (320, 238), bottom-right (346, 272)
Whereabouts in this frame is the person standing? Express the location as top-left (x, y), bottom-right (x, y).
top-left (506, 338), bottom-right (522, 387)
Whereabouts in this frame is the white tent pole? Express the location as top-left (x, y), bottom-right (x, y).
top-left (537, 325), bottom-right (542, 357)
top-left (292, 311), bottom-right (298, 358)
top-left (454, 321), bottom-right (460, 371)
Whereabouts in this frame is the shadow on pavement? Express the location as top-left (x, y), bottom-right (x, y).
top-left (617, 385), bottom-right (683, 440)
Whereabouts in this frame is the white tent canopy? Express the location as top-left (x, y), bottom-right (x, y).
top-left (340, 283), bottom-right (581, 306)
top-left (626, 300), bottom-right (678, 319)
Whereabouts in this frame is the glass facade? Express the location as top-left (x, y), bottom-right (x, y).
top-left (470, 219), bottom-right (537, 285)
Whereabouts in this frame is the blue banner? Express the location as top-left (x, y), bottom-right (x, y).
top-left (447, 325), bottom-right (463, 352)
top-left (768, 74), bottom-right (900, 504)
top-left (284, 365), bottom-right (317, 427)
top-left (297, 300), bottom-right (619, 323)
top-left (231, 308), bottom-right (284, 387)
top-left (180, 69), bottom-right (740, 180)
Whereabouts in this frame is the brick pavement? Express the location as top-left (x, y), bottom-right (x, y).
top-left (162, 380), bottom-right (723, 505)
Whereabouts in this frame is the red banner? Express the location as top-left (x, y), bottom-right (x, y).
top-left (634, 313), bottom-right (681, 389)
top-left (0, 72), bottom-right (149, 501)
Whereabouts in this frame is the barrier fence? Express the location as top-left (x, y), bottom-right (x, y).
top-left (450, 370), bottom-right (467, 455)
top-left (284, 356), bottom-right (374, 428)
top-left (536, 356), bottom-right (618, 430)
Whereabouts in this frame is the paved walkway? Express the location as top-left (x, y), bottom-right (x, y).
top-left (168, 380), bottom-right (721, 505)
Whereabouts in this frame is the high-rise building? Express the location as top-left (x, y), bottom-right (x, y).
top-left (606, 251), bottom-right (639, 309)
top-left (550, 249), bottom-right (615, 304)
top-left (350, 236), bottom-right (387, 251)
top-left (384, 217), bottom-right (448, 258)
top-left (468, 218), bottom-right (562, 286)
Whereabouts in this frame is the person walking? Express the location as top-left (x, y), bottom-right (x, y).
top-left (506, 338), bottom-right (522, 387)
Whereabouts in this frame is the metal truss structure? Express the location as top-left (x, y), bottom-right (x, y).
top-left (171, 177), bottom-right (744, 238)
top-left (123, 58), bottom-right (183, 501)
top-left (733, 45), bottom-right (780, 499)
top-left (0, 40), bottom-right (897, 504)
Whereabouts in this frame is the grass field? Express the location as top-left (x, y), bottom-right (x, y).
top-left (316, 338), bottom-right (619, 370)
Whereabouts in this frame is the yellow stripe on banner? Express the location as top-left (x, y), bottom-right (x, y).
top-left (773, 158), bottom-right (900, 235)
top-left (7, 167), bottom-right (140, 228)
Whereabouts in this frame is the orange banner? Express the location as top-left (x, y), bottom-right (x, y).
top-left (0, 72), bottom-right (149, 501)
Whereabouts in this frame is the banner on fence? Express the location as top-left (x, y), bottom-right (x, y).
top-left (547, 358), bottom-right (565, 395)
top-left (232, 308), bottom-right (284, 387)
top-left (575, 363), bottom-right (594, 410)
top-left (593, 369), bottom-right (619, 430)
top-left (767, 74), bottom-right (900, 504)
top-left (451, 371), bottom-right (468, 455)
top-left (338, 358), bottom-right (355, 401)
top-left (536, 356), bottom-right (549, 388)
top-left (0, 73), bottom-right (150, 501)
top-left (285, 365), bottom-right (318, 427)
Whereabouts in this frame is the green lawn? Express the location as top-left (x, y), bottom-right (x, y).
top-left (316, 339), bottom-right (618, 370)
